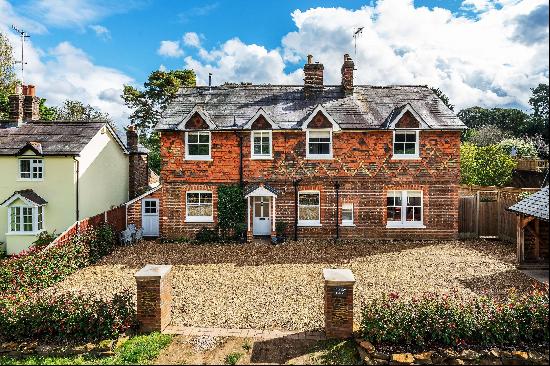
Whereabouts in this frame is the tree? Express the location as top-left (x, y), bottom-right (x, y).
top-left (39, 98), bottom-right (57, 121)
top-left (53, 100), bottom-right (111, 121)
top-left (122, 69), bottom-right (196, 173)
top-left (464, 125), bottom-right (511, 146)
top-left (460, 143), bottom-right (516, 187)
top-left (528, 83), bottom-right (549, 141)
top-left (430, 87), bottom-right (454, 111)
top-left (0, 32), bottom-right (17, 119)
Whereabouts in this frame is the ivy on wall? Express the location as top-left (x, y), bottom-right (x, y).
top-left (217, 185), bottom-right (246, 234)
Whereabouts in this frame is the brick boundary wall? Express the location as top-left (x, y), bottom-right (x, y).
top-left (134, 265), bottom-right (173, 333)
top-left (323, 268), bottom-right (356, 339)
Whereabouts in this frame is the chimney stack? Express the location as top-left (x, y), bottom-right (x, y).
top-left (341, 54), bottom-right (355, 94)
top-left (303, 54), bottom-right (324, 97)
top-left (127, 125), bottom-right (149, 199)
top-left (9, 84), bottom-right (40, 125)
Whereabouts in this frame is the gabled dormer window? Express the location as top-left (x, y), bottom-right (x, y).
top-left (306, 129), bottom-right (332, 159)
top-left (185, 131), bottom-right (211, 160)
top-left (251, 131), bottom-right (272, 159)
top-left (19, 158), bottom-right (44, 180)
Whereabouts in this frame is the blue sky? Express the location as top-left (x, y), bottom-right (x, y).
top-left (1, 0), bottom-right (548, 124)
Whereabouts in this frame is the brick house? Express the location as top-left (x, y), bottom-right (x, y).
top-left (127, 54), bottom-right (466, 241)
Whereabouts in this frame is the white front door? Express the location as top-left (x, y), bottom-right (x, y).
top-left (253, 196), bottom-right (271, 236)
top-left (142, 199), bottom-right (159, 236)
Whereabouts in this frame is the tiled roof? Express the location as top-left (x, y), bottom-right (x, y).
top-left (507, 186), bottom-right (549, 222)
top-left (1, 189), bottom-right (48, 206)
top-left (156, 85), bottom-right (465, 131)
top-left (243, 183), bottom-right (280, 196)
top-left (0, 121), bottom-right (126, 155)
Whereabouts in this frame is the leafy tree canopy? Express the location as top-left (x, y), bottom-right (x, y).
top-left (0, 32), bottom-right (17, 119)
top-left (122, 69), bottom-right (196, 173)
top-left (52, 100), bottom-right (111, 121)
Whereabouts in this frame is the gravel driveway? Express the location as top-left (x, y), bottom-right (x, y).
top-left (45, 239), bottom-right (538, 331)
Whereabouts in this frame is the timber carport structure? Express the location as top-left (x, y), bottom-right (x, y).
top-left (507, 186), bottom-right (549, 269)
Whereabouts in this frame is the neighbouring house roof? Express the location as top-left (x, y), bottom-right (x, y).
top-left (244, 183), bottom-right (280, 197)
top-left (156, 85), bottom-right (466, 131)
top-left (1, 189), bottom-right (48, 207)
top-left (0, 121), bottom-right (128, 156)
top-left (507, 186), bottom-right (549, 222)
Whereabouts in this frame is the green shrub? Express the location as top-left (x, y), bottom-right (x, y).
top-left (195, 227), bottom-right (220, 244)
top-left (32, 231), bottom-right (57, 249)
top-left (113, 332), bottom-right (172, 364)
top-left (224, 352), bottom-right (243, 365)
top-left (460, 143), bottom-right (516, 186)
top-left (360, 286), bottom-right (549, 348)
top-left (0, 291), bottom-right (136, 341)
top-left (0, 225), bottom-right (118, 299)
top-left (275, 221), bottom-right (288, 237)
top-left (217, 185), bottom-right (246, 237)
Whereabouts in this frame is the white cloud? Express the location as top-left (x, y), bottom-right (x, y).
top-left (157, 40), bottom-right (184, 57)
top-left (183, 0), bottom-right (548, 110)
top-left (183, 32), bottom-right (201, 48)
top-left (1, 1), bottom-right (134, 126)
top-left (89, 24), bottom-right (111, 40)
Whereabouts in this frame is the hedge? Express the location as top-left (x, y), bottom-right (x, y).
top-left (361, 286), bottom-right (549, 348)
top-left (0, 291), bottom-right (136, 341)
top-left (0, 225), bottom-right (118, 299)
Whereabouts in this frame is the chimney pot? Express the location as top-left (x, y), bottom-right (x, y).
top-left (307, 54), bottom-right (313, 64)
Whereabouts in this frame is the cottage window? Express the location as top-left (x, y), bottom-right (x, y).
top-left (8, 205), bottom-right (44, 233)
top-left (251, 131), bottom-right (272, 158)
top-left (306, 130), bottom-right (332, 159)
top-left (341, 203), bottom-right (354, 226)
top-left (393, 131), bottom-right (419, 159)
top-left (19, 158), bottom-right (44, 180)
top-left (185, 131), bottom-right (211, 160)
top-left (298, 191), bottom-right (321, 226)
top-left (386, 190), bottom-right (424, 228)
top-left (186, 191), bottom-right (213, 222)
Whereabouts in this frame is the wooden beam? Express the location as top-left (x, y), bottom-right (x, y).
top-left (517, 215), bottom-right (524, 263)
top-left (535, 219), bottom-right (540, 259)
top-left (520, 215), bottom-right (535, 229)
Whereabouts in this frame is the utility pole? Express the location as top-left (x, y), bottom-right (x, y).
top-left (11, 25), bottom-right (30, 85)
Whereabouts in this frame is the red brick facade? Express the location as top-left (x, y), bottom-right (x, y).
top-left (126, 115), bottom-right (461, 240)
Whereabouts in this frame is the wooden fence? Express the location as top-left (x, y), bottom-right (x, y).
top-left (459, 185), bottom-right (540, 243)
top-left (515, 158), bottom-right (549, 172)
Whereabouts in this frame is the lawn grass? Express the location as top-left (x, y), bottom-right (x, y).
top-left (0, 333), bottom-right (173, 365)
top-left (311, 339), bottom-right (362, 365)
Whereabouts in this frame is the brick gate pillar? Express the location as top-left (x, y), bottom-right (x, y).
top-left (134, 264), bottom-right (173, 333)
top-left (323, 268), bottom-right (355, 339)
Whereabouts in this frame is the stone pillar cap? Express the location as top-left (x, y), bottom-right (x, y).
top-left (323, 268), bottom-right (355, 285)
top-left (135, 264), bottom-right (173, 279)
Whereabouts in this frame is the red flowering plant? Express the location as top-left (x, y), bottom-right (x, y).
top-left (361, 284), bottom-right (549, 348)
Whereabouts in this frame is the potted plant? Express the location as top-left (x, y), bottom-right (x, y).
top-left (273, 221), bottom-right (288, 245)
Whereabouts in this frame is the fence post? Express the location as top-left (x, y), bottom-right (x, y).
top-left (323, 268), bottom-right (355, 339)
top-left (135, 265), bottom-right (173, 333)
top-left (475, 191), bottom-right (480, 237)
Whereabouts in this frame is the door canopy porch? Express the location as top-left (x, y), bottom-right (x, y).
top-left (244, 183), bottom-right (279, 198)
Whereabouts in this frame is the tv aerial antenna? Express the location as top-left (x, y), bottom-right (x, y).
top-left (353, 27), bottom-right (364, 58)
top-left (11, 25), bottom-right (30, 85)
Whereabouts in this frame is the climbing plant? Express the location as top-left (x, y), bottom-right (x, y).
top-left (217, 185), bottom-right (246, 237)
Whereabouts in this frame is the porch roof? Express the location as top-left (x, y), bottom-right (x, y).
top-left (507, 186), bottom-right (549, 222)
top-left (244, 183), bottom-right (279, 198)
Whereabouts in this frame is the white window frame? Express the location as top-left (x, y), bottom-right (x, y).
top-left (250, 130), bottom-right (272, 159)
top-left (392, 130), bottom-right (420, 160)
top-left (18, 158), bottom-right (44, 181)
top-left (7, 205), bottom-right (45, 235)
top-left (185, 191), bottom-right (214, 223)
top-left (386, 190), bottom-right (425, 228)
top-left (298, 190), bottom-right (321, 227)
top-left (185, 131), bottom-right (211, 161)
top-left (306, 129), bottom-right (333, 160)
top-left (341, 203), bottom-right (355, 227)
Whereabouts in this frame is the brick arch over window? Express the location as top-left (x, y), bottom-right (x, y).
top-left (395, 111), bottom-right (420, 129)
top-left (185, 112), bottom-right (210, 130)
top-left (251, 115), bottom-right (272, 130)
top-left (307, 111), bottom-right (333, 129)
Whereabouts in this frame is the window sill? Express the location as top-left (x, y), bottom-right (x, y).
top-left (298, 223), bottom-right (322, 227)
top-left (185, 157), bottom-right (213, 162)
top-left (305, 156), bottom-right (333, 160)
top-left (250, 156), bottom-right (273, 160)
top-left (185, 218), bottom-right (214, 223)
top-left (386, 223), bottom-right (426, 229)
top-left (340, 223), bottom-right (356, 227)
top-left (17, 178), bottom-right (44, 182)
top-left (6, 230), bottom-right (43, 236)
top-left (391, 155), bottom-right (420, 160)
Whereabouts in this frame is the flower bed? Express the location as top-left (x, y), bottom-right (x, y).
top-left (0, 291), bottom-right (136, 341)
top-left (0, 225), bottom-right (118, 299)
top-left (360, 285), bottom-right (549, 348)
